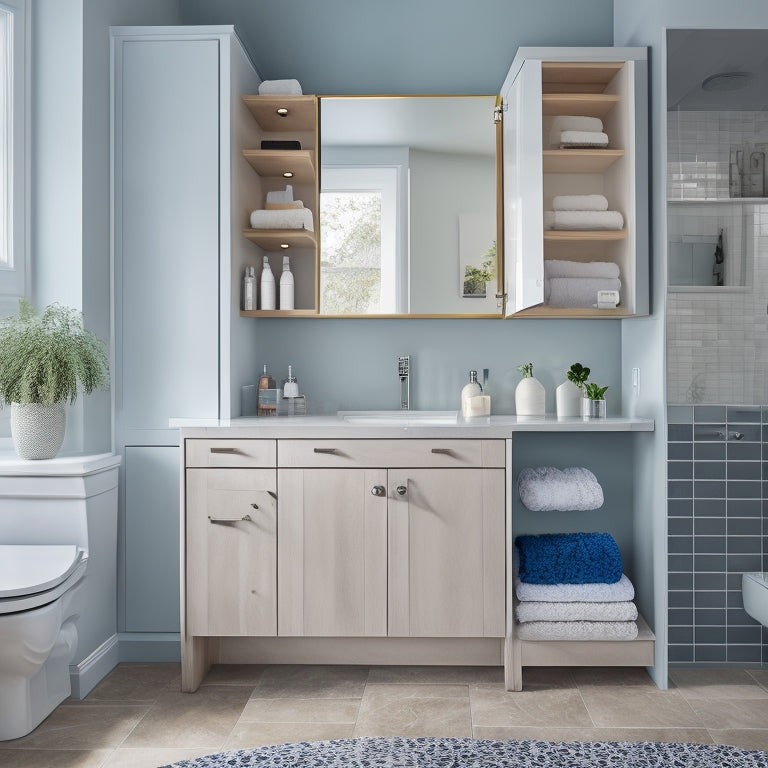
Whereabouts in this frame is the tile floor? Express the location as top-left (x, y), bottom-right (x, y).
top-left (1, 664), bottom-right (768, 767)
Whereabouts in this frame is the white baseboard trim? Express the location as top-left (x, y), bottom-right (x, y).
top-left (69, 634), bottom-right (120, 699)
top-left (118, 632), bottom-right (181, 662)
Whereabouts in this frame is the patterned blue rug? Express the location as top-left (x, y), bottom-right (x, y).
top-left (159, 736), bottom-right (768, 767)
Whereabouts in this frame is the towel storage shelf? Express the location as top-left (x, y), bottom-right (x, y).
top-left (501, 47), bottom-right (648, 319)
top-left (240, 94), bottom-right (320, 315)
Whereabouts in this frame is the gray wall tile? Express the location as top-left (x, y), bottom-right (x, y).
top-left (727, 406), bottom-right (762, 423)
top-left (727, 462), bottom-right (762, 481)
top-left (694, 406), bottom-right (726, 422)
top-left (727, 645), bottom-right (762, 663)
top-left (695, 462), bottom-right (726, 480)
top-left (695, 645), bottom-right (726, 662)
top-left (669, 443), bottom-right (693, 460)
top-left (669, 461), bottom-right (694, 480)
top-left (695, 443), bottom-right (726, 460)
top-left (669, 645), bottom-right (694, 662)
top-left (669, 424), bottom-right (693, 441)
top-left (696, 626), bottom-right (726, 644)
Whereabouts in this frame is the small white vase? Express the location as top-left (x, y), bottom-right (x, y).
top-left (556, 380), bottom-right (583, 419)
top-left (515, 376), bottom-right (545, 416)
top-left (582, 398), bottom-right (607, 419)
top-left (10, 401), bottom-right (67, 459)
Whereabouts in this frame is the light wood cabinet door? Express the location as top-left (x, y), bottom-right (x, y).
top-left (186, 468), bottom-right (277, 636)
top-left (388, 468), bottom-right (505, 638)
top-left (277, 468), bottom-right (388, 637)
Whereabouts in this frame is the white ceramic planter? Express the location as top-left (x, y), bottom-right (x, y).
top-left (582, 398), bottom-right (607, 419)
top-left (555, 380), bottom-right (583, 419)
top-left (10, 402), bottom-right (67, 459)
top-left (515, 376), bottom-right (545, 416)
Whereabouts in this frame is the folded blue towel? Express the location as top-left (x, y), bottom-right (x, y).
top-left (515, 532), bottom-right (622, 585)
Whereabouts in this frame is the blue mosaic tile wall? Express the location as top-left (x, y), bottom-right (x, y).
top-left (667, 404), bottom-right (768, 664)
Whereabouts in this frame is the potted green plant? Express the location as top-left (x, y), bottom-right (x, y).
top-left (582, 382), bottom-right (609, 419)
top-left (557, 362), bottom-right (590, 419)
top-left (0, 300), bottom-right (109, 459)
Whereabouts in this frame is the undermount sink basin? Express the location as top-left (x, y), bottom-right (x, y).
top-left (338, 410), bottom-right (459, 426)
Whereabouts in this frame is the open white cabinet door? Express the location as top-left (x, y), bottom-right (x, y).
top-left (501, 59), bottom-right (544, 315)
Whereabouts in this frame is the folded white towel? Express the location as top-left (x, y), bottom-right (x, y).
top-left (516, 600), bottom-right (638, 623)
top-left (544, 210), bottom-right (624, 231)
top-left (518, 466), bottom-right (604, 512)
top-left (266, 200), bottom-right (304, 210)
top-left (515, 573), bottom-right (635, 603)
top-left (258, 79), bottom-right (303, 95)
top-left (266, 185), bottom-right (294, 204)
top-left (553, 195), bottom-right (608, 212)
top-left (544, 260), bottom-right (620, 280)
top-left (250, 208), bottom-right (314, 231)
top-left (557, 130), bottom-right (610, 148)
top-left (550, 115), bottom-right (604, 134)
top-left (546, 277), bottom-right (621, 308)
top-left (516, 620), bottom-right (638, 641)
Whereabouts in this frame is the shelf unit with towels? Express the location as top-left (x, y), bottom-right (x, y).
top-left (240, 94), bottom-right (320, 315)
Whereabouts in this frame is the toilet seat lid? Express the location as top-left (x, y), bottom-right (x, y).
top-left (0, 544), bottom-right (85, 598)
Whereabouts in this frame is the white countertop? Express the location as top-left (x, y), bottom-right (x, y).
top-left (0, 451), bottom-right (121, 476)
top-left (172, 412), bottom-right (654, 439)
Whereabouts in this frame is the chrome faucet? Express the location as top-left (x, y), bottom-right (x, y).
top-left (398, 355), bottom-right (410, 410)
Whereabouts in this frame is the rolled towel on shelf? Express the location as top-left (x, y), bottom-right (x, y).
top-left (518, 466), bottom-right (604, 512)
top-left (258, 79), bottom-right (303, 95)
top-left (544, 259), bottom-right (620, 280)
top-left (515, 620), bottom-right (639, 642)
top-left (515, 573), bottom-right (635, 603)
top-left (249, 208), bottom-right (314, 231)
top-left (553, 194), bottom-right (608, 212)
top-left (515, 600), bottom-right (638, 624)
top-left (266, 185), bottom-right (294, 204)
top-left (558, 130), bottom-right (609, 148)
top-left (515, 532), bottom-right (623, 585)
top-left (544, 210), bottom-right (624, 231)
top-left (546, 277), bottom-right (621, 308)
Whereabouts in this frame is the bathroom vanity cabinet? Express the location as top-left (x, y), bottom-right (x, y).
top-left (501, 47), bottom-right (648, 317)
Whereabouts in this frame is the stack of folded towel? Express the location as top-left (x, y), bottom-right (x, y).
top-left (549, 115), bottom-right (609, 148)
top-left (543, 258), bottom-right (621, 309)
top-left (514, 532), bottom-right (639, 641)
top-left (250, 184), bottom-right (314, 231)
top-left (544, 194), bottom-right (624, 232)
top-left (518, 467), bottom-right (604, 512)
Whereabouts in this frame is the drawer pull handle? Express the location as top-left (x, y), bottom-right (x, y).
top-left (251, 503), bottom-right (259, 509)
top-left (431, 448), bottom-right (453, 455)
top-left (208, 514), bottom-right (251, 524)
top-left (210, 447), bottom-right (237, 454)
top-left (396, 485), bottom-right (407, 496)
top-left (371, 485), bottom-right (386, 497)
top-left (313, 447), bottom-right (338, 454)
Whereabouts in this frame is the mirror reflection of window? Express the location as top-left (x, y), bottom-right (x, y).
top-left (320, 164), bottom-right (408, 314)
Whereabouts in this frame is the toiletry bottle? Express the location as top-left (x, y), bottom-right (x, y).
top-left (280, 255), bottom-right (295, 310)
top-left (260, 255), bottom-right (275, 310)
top-left (283, 365), bottom-right (299, 398)
top-left (259, 364), bottom-right (274, 390)
top-left (460, 370), bottom-right (482, 418)
top-left (243, 266), bottom-right (256, 311)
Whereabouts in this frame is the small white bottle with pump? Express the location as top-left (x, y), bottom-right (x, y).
top-left (243, 266), bottom-right (256, 311)
top-left (280, 255), bottom-right (294, 310)
top-left (260, 255), bottom-right (275, 310)
top-left (460, 370), bottom-right (482, 418)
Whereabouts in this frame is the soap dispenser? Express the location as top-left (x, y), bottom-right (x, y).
top-left (260, 255), bottom-right (275, 310)
top-left (283, 365), bottom-right (299, 398)
top-left (280, 255), bottom-right (295, 310)
top-left (460, 370), bottom-right (482, 418)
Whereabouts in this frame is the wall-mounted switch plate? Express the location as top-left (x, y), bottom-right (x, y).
top-left (632, 367), bottom-right (640, 396)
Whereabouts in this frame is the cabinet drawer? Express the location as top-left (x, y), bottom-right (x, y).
top-left (278, 439), bottom-right (505, 468)
top-left (185, 439), bottom-right (276, 468)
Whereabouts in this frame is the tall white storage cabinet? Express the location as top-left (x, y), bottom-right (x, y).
top-left (111, 26), bottom-right (261, 659)
top-left (501, 47), bottom-right (648, 318)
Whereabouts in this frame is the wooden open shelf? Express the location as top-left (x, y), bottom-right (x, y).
top-left (242, 228), bottom-right (316, 250)
top-left (542, 93), bottom-right (620, 118)
top-left (544, 229), bottom-right (627, 242)
top-left (512, 304), bottom-right (630, 319)
top-left (242, 95), bottom-right (317, 133)
top-left (541, 61), bottom-right (624, 91)
top-left (543, 149), bottom-right (624, 173)
top-left (242, 150), bottom-right (315, 183)
top-left (240, 308), bottom-right (318, 317)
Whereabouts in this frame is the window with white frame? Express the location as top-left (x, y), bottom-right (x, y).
top-left (0, 0), bottom-right (26, 299)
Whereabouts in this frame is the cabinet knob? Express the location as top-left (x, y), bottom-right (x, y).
top-left (371, 485), bottom-right (386, 497)
top-left (396, 485), bottom-right (407, 496)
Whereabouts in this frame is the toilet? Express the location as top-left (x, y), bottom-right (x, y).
top-left (743, 572), bottom-right (768, 628)
top-left (0, 453), bottom-right (119, 742)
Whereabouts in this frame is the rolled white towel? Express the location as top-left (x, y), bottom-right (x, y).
top-left (553, 194), bottom-right (608, 212)
top-left (543, 210), bottom-right (624, 231)
top-left (258, 79), bottom-right (303, 95)
top-left (515, 573), bottom-right (635, 603)
top-left (557, 130), bottom-right (609, 148)
top-left (546, 277), bottom-right (621, 308)
top-left (516, 620), bottom-right (639, 641)
top-left (515, 600), bottom-right (638, 623)
top-left (517, 466), bottom-right (604, 512)
top-left (250, 208), bottom-right (314, 231)
top-left (266, 185), bottom-right (294, 204)
top-left (544, 259), bottom-right (620, 280)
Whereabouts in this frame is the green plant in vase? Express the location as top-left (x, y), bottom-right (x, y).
top-left (566, 362), bottom-right (590, 393)
top-left (583, 382), bottom-right (609, 419)
top-left (0, 300), bottom-right (109, 459)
